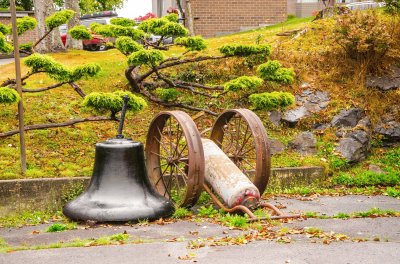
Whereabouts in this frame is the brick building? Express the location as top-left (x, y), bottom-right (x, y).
top-left (152, 0), bottom-right (287, 37)
top-left (0, 11), bottom-right (38, 46)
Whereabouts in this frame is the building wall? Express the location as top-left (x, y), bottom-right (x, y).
top-left (190, 0), bottom-right (287, 37)
top-left (296, 1), bottom-right (324, 17)
top-left (0, 12), bottom-right (38, 45)
top-left (287, 0), bottom-right (297, 16)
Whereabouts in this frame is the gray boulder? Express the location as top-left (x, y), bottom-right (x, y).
top-left (282, 89), bottom-right (330, 127)
top-left (366, 67), bottom-right (400, 91)
top-left (375, 121), bottom-right (400, 142)
top-left (269, 138), bottom-right (285, 155)
top-left (288, 131), bottom-right (317, 155)
top-left (331, 108), bottom-right (364, 128)
top-left (336, 130), bottom-right (371, 163)
top-left (268, 111), bottom-right (282, 126)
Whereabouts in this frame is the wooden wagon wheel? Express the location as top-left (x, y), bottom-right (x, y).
top-left (210, 108), bottom-right (271, 195)
top-left (145, 111), bottom-right (205, 208)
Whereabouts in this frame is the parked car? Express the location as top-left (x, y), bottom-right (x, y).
top-left (60, 25), bottom-right (109, 51)
top-left (60, 11), bottom-right (117, 51)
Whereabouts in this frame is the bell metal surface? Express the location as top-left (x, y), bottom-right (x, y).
top-left (63, 138), bottom-right (175, 222)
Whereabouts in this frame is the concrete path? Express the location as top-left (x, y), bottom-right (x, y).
top-left (1, 195), bottom-right (399, 264)
top-left (0, 58), bottom-right (14, 66)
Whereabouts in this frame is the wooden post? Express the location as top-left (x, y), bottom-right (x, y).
top-left (9, 0), bottom-right (27, 175)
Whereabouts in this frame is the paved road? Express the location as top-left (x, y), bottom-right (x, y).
top-left (0, 58), bottom-right (14, 66)
top-left (1, 195), bottom-right (399, 264)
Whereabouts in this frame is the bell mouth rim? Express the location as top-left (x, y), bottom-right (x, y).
top-left (96, 138), bottom-right (142, 147)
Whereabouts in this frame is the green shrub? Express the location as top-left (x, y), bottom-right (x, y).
top-left (155, 88), bottom-right (180, 102)
top-left (0, 88), bottom-right (20, 104)
top-left (219, 44), bottom-right (271, 57)
top-left (383, 0), bottom-right (400, 14)
top-left (257, 60), bottom-right (295, 84)
top-left (174, 36), bottom-right (207, 51)
top-left (19, 42), bottom-right (33, 52)
top-left (45, 9), bottom-right (74, 29)
top-left (69, 25), bottom-right (92, 40)
top-left (69, 63), bottom-right (101, 81)
top-left (223, 76), bottom-right (264, 92)
top-left (159, 22), bottom-right (188, 37)
top-left (127, 49), bottom-right (165, 66)
top-left (24, 54), bottom-right (70, 81)
top-left (248, 91), bottom-right (295, 110)
top-left (115, 36), bottom-right (143, 55)
top-left (0, 23), bottom-right (10, 35)
top-left (138, 18), bottom-right (169, 34)
top-left (0, 32), bottom-right (13, 53)
top-left (333, 171), bottom-right (400, 187)
top-left (110, 17), bottom-right (137, 27)
top-left (16, 16), bottom-right (37, 35)
top-left (385, 187), bottom-right (400, 198)
top-left (164, 13), bottom-right (179, 22)
top-left (83, 91), bottom-right (147, 114)
top-left (92, 24), bottom-right (145, 40)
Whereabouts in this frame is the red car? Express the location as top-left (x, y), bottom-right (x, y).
top-left (60, 25), bottom-right (109, 51)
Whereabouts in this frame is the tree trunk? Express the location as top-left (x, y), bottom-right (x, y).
top-left (65, 0), bottom-right (83, 50)
top-left (33, 0), bottom-right (66, 53)
top-left (185, 0), bottom-right (195, 36)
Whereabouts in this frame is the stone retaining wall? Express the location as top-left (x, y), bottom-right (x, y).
top-left (0, 167), bottom-right (326, 217)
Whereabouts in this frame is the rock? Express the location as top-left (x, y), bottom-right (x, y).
top-left (368, 164), bottom-right (386, 174)
top-left (269, 138), bottom-right (285, 155)
top-left (282, 90), bottom-right (330, 127)
top-left (366, 67), bottom-right (400, 91)
top-left (268, 111), bottom-right (282, 126)
top-left (336, 130), bottom-right (370, 163)
top-left (331, 108), bottom-right (364, 128)
top-left (374, 111), bottom-right (400, 142)
top-left (356, 116), bottom-right (372, 130)
top-left (375, 121), bottom-right (400, 142)
top-left (282, 106), bottom-right (308, 127)
top-left (288, 131), bottom-right (317, 155)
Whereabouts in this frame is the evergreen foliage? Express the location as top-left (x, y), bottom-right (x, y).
top-left (83, 91), bottom-right (147, 114)
top-left (158, 22), bottom-right (188, 37)
top-left (224, 76), bottom-right (264, 92)
top-left (69, 64), bottom-right (101, 81)
top-left (24, 54), bottom-right (70, 81)
top-left (127, 49), bottom-right (164, 66)
top-left (24, 54), bottom-right (101, 82)
top-left (115, 36), bottom-right (143, 55)
top-left (16, 16), bottom-right (37, 35)
top-left (0, 32), bottom-right (13, 53)
top-left (383, 0), bottom-right (400, 14)
top-left (174, 36), bottom-right (207, 51)
top-left (0, 23), bottom-right (10, 35)
top-left (219, 44), bottom-right (271, 57)
top-left (248, 91), bottom-right (295, 110)
top-left (110, 17), bottom-right (137, 27)
top-left (138, 18), bottom-right (169, 35)
top-left (19, 42), bottom-right (33, 52)
top-left (45, 9), bottom-right (74, 30)
top-left (164, 13), bottom-right (179, 23)
top-left (91, 24), bottom-right (145, 40)
top-left (69, 25), bottom-right (92, 40)
top-left (0, 87), bottom-right (20, 104)
top-left (155, 88), bottom-right (180, 102)
top-left (257, 60), bottom-right (295, 84)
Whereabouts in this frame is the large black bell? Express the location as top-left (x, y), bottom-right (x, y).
top-left (63, 138), bottom-right (175, 222)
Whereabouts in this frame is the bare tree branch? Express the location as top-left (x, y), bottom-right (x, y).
top-left (0, 116), bottom-right (117, 138)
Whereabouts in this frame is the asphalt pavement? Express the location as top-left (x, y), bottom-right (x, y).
top-left (1, 195), bottom-right (399, 264)
top-left (0, 58), bottom-right (14, 66)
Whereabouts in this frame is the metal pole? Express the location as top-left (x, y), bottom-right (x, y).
top-left (10, 0), bottom-right (27, 175)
